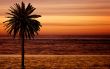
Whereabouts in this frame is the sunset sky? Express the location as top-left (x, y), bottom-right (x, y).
top-left (0, 0), bottom-right (110, 36)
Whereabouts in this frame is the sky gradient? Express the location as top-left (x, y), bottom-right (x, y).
top-left (0, 0), bottom-right (110, 36)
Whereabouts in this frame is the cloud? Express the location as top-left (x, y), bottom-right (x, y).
top-left (36, 2), bottom-right (110, 16)
top-left (0, 0), bottom-right (110, 16)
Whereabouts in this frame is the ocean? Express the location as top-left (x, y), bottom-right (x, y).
top-left (0, 36), bottom-right (110, 55)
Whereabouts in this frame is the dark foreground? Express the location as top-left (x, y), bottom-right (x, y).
top-left (0, 55), bottom-right (110, 69)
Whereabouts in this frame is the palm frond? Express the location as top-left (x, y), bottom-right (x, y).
top-left (28, 15), bottom-right (41, 18)
top-left (4, 2), bottom-right (42, 39)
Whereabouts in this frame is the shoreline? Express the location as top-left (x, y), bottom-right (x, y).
top-left (0, 55), bottom-right (110, 57)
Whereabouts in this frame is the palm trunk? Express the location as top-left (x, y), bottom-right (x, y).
top-left (21, 35), bottom-right (25, 69)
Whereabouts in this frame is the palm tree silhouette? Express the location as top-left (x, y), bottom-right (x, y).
top-left (3, 2), bottom-right (41, 69)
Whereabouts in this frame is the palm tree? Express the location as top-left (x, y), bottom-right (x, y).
top-left (3, 2), bottom-right (41, 69)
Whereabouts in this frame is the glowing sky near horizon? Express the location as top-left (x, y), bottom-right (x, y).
top-left (0, 0), bottom-right (110, 35)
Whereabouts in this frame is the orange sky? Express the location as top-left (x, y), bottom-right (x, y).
top-left (0, 0), bottom-right (110, 36)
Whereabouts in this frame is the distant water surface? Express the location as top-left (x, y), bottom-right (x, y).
top-left (0, 37), bottom-right (110, 55)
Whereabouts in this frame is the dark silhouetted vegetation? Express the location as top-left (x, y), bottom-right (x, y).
top-left (3, 2), bottom-right (41, 69)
